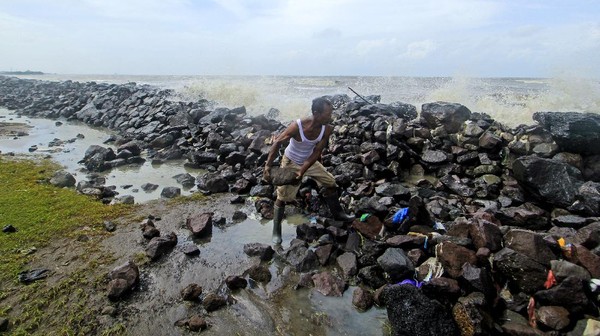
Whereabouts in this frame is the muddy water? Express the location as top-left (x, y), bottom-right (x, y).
top-left (104, 197), bottom-right (388, 335)
top-left (0, 108), bottom-right (202, 203)
top-left (0, 108), bottom-right (388, 334)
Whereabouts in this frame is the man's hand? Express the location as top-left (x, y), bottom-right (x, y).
top-left (263, 165), bottom-right (272, 183)
top-left (293, 171), bottom-right (303, 185)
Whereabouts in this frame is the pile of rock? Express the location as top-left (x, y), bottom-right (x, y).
top-left (1, 76), bottom-right (599, 334)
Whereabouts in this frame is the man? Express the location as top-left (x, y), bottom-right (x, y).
top-left (263, 97), bottom-right (354, 244)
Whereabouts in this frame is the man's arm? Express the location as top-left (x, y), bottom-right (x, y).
top-left (263, 122), bottom-right (298, 180)
top-left (297, 125), bottom-right (333, 178)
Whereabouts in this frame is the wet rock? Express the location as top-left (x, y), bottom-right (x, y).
top-left (435, 242), bottom-right (477, 279)
top-left (50, 170), bottom-right (76, 188)
top-left (374, 182), bottom-right (411, 199)
top-left (225, 275), bottom-right (247, 290)
top-left (186, 212), bottom-right (213, 238)
top-left (535, 276), bottom-right (590, 315)
top-left (285, 243), bottom-right (319, 272)
top-left (315, 244), bottom-right (333, 266)
top-left (243, 243), bottom-right (274, 261)
top-left (552, 214), bottom-right (588, 229)
top-left (383, 284), bottom-right (459, 336)
top-left (296, 222), bottom-right (327, 243)
top-left (569, 244), bottom-right (600, 278)
top-left (149, 133), bottom-right (174, 148)
top-left (182, 243), bottom-right (200, 256)
top-left (421, 277), bottom-right (461, 304)
top-left (181, 283), bottom-right (203, 301)
top-left (196, 172), bottom-right (229, 193)
top-left (187, 151), bottom-right (218, 166)
top-left (460, 264), bottom-right (495, 297)
top-left (296, 272), bottom-right (315, 289)
top-left (536, 306), bottom-right (570, 331)
top-left (269, 167), bottom-right (299, 185)
top-left (376, 248), bottom-right (415, 282)
top-left (188, 315), bottom-right (208, 332)
top-left (504, 229), bottom-right (557, 266)
top-left (575, 181), bottom-right (600, 216)
top-left (246, 264), bottom-right (271, 283)
top-left (440, 174), bottom-right (475, 197)
top-left (111, 195), bottom-right (134, 204)
top-left (145, 232), bottom-right (177, 260)
top-left (231, 178), bottom-right (251, 194)
top-left (141, 219), bottom-right (160, 239)
top-left (512, 155), bottom-right (583, 208)
top-left (2, 225), bottom-right (17, 233)
top-left (141, 183), bottom-right (159, 192)
top-left (203, 292), bottom-right (227, 312)
top-left (501, 321), bottom-right (545, 336)
top-left (103, 220), bottom-right (116, 232)
top-left (550, 259), bottom-right (590, 282)
top-left (336, 252), bottom-right (358, 278)
top-left (351, 216), bottom-right (383, 240)
top-left (573, 222), bottom-right (600, 249)
top-left (173, 173), bottom-right (195, 188)
top-left (84, 145), bottom-right (116, 162)
top-left (493, 248), bottom-right (547, 294)
top-left (117, 141), bottom-right (142, 156)
top-left (478, 131), bottom-right (502, 149)
top-left (160, 186), bottom-right (181, 198)
top-left (312, 271), bottom-right (346, 297)
top-left (452, 292), bottom-right (492, 336)
top-left (352, 286), bottom-right (374, 311)
top-left (107, 261), bottom-right (139, 300)
top-left (249, 184), bottom-right (274, 197)
top-left (421, 102), bottom-right (471, 133)
top-left (533, 111), bottom-right (600, 155)
top-left (496, 203), bottom-right (550, 230)
top-left (573, 319), bottom-right (600, 336)
top-left (232, 210), bottom-right (247, 222)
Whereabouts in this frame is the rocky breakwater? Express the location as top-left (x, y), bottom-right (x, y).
top-left (1, 76), bottom-right (599, 335)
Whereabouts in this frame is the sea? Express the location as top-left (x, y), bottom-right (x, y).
top-left (12, 74), bottom-right (600, 127)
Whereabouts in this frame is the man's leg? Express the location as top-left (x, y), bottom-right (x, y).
top-left (272, 157), bottom-right (301, 244)
top-left (305, 162), bottom-right (354, 222)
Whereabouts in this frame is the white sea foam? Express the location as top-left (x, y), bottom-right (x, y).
top-left (15, 74), bottom-right (600, 127)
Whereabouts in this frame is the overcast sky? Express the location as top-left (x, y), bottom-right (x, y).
top-left (0, 0), bottom-right (598, 77)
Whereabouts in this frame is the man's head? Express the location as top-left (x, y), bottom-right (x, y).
top-left (311, 97), bottom-right (333, 123)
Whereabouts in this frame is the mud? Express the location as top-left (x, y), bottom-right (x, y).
top-left (99, 196), bottom-right (387, 335)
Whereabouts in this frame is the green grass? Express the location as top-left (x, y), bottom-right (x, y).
top-left (0, 156), bottom-right (131, 335)
top-left (0, 156), bottom-right (129, 283)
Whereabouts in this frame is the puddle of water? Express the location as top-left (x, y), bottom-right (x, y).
top-left (0, 108), bottom-right (202, 203)
top-left (105, 198), bottom-right (387, 335)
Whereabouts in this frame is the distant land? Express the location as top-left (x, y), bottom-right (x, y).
top-left (0, 70), bottom-right (44, 75)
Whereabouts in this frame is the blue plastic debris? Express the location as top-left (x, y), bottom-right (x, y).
top-left (398, 279), bottom-right (422, 288)
top-left (392, 208), bottom-right (409, 225)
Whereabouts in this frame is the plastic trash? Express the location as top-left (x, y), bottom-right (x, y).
top-left (18, 268), bottom-right (49, 284)
top-left (398, 279), bottom-right (422, 288)
top-left (544, 270), bottom-right (557, 289)
top-left (360, 213), bottom-right (371, 222)
top-left (391, 208), bottom-right (409, 225)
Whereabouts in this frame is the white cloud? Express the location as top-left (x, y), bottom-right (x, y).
top-left (400, 40), bottom-right (437, 59)
top-left (0, 0), bottom-right (598, 77)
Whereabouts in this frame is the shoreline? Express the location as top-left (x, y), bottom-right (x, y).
top-left (1, 75), bottom-right (599, 335)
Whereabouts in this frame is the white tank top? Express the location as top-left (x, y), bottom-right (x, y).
top-left (284, 119), bottom-right (326, 165)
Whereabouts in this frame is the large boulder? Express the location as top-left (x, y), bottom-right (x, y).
top-left (512, 155), bottom-right (583, 208)
top-left (421, 102), bottom-right (471, 133)
top-left (383, 284), bottom-right (459, 336)
top-left (532, 112), bottom-right (600, 155)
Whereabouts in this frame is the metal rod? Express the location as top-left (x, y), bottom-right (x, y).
top-left (348, 87), bottom-right (372, 104)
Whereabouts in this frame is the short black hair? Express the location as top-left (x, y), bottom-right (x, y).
top-left (311, 97), bottom-right (332, 115)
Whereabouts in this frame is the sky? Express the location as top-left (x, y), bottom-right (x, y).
top-left (0, 0), bottom-right (598, 77)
